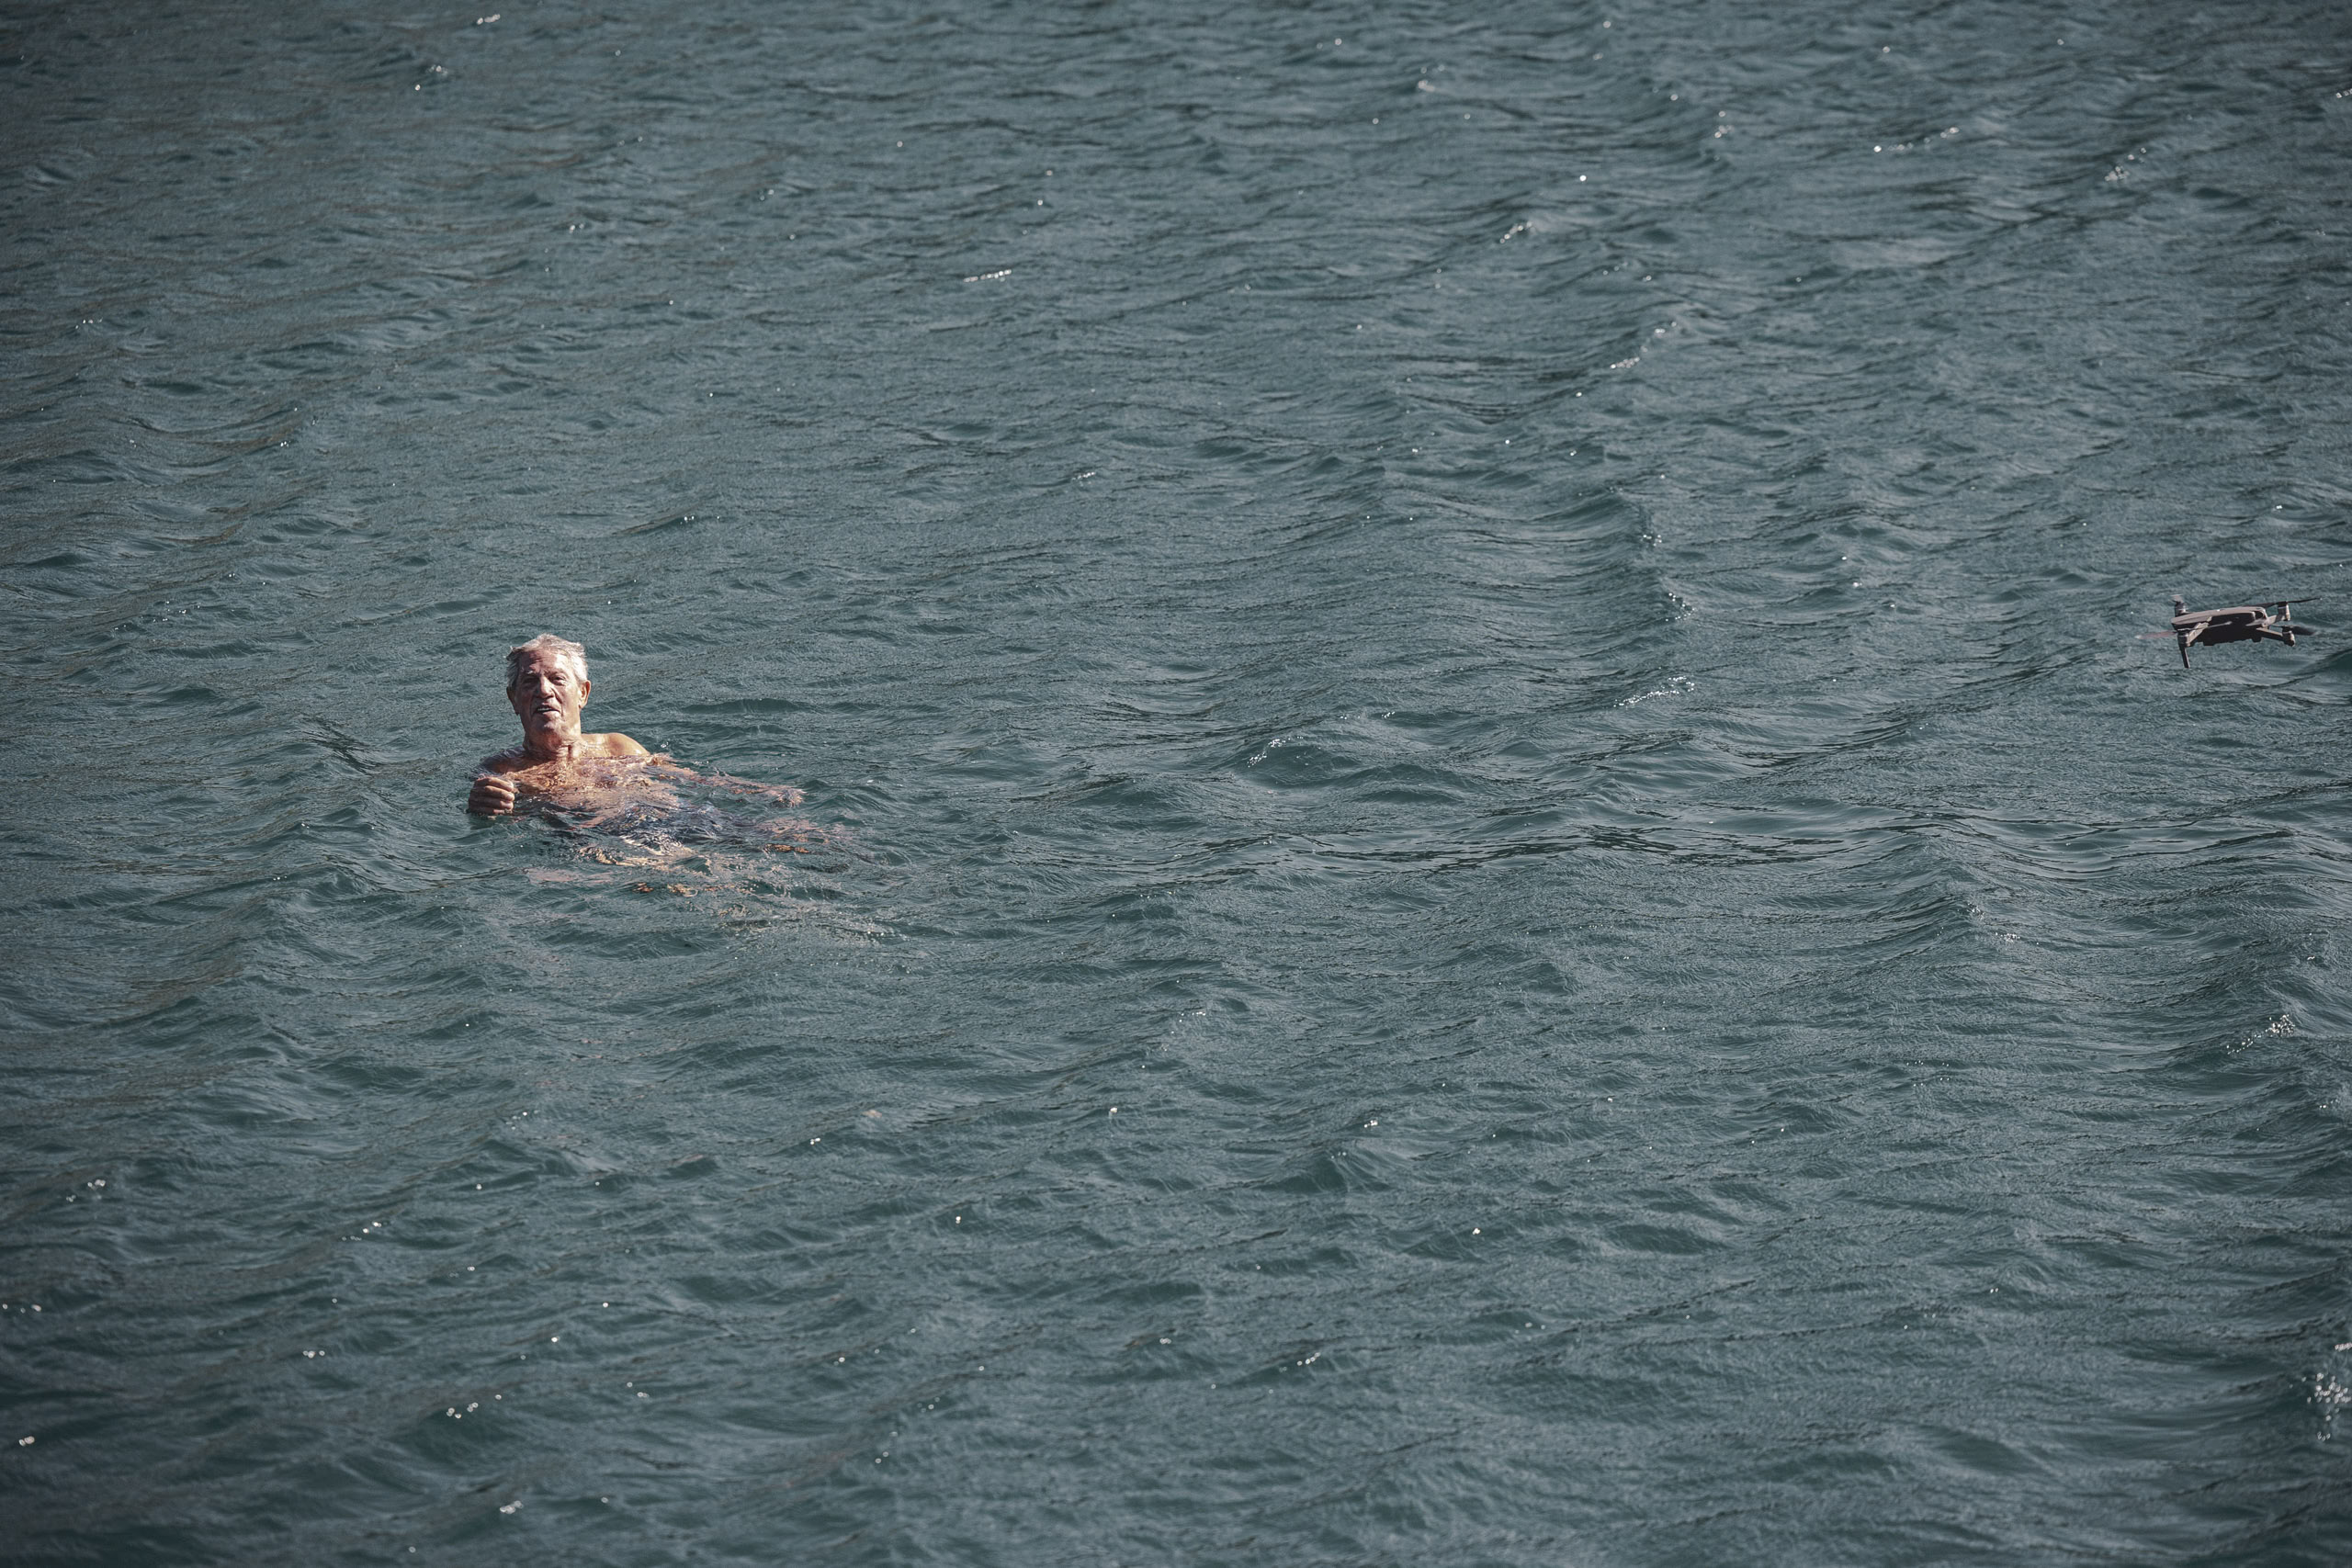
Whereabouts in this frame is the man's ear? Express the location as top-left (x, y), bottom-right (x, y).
top-left (579, 677), bottom-right (592, 707)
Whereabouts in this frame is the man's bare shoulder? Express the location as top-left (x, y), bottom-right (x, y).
top-left (474, 738), bottom-right (648, 776)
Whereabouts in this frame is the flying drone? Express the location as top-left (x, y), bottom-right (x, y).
top-left (2147, 596), bottom-right (2311, 669)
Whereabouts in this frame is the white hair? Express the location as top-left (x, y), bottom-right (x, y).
top-left (504, 633), bottom-right (588, 691)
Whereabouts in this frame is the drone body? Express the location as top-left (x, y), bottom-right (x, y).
top-left (2164, 596), bottom-right (2301, 668)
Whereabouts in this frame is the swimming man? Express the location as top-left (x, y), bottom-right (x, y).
top-left (467, 633), bottom-right (652, 816)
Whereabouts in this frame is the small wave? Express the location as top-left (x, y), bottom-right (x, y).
top-left (1620, 675), bottom-right (1696, 707)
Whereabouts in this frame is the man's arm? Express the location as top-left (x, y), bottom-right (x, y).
top-left (468, 750), bottom-right (523, 816)
top-left (468, 773), bottom-right (518, 815)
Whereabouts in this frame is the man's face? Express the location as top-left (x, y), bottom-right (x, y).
top-left (508, 654), bottom-right (588, 736)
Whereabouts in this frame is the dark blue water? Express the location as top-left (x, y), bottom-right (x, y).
top-left (6, 1), bottom-right (2352, 1562)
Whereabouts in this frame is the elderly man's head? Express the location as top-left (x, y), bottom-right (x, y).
top-left (506, 633), bottom-right (587, 693)
top-left (505, 633), bottom-right (593, 739)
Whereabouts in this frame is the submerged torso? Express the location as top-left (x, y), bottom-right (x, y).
top-left (494, 754), bottom-right (687, 834)
top-left (487, 753), bottom-right (820, 852)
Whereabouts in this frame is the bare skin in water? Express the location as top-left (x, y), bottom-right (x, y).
top-left (467, 647), bottom-right (655, 818)
top-left (467, 640), bottom-right (810, 860)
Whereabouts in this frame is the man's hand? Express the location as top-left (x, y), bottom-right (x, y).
top-left (468, 773), bottom-right (518, 816)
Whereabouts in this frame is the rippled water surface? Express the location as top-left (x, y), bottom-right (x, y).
top-left (7, 1), bottom-right (2352, 1562)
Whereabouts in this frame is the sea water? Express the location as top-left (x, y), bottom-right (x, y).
top-left (5, 1), bottom-right (2350, 1562)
